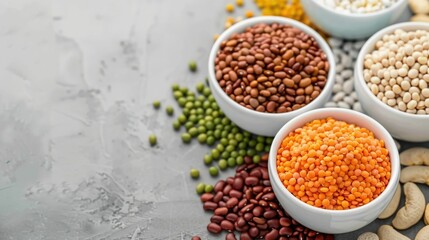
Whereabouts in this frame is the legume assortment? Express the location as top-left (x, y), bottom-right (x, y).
top-left (320, 0), bottom-right (398, 14)
top-left (202, 160), bottom-right (334, 239)
top-left (277, 117), bottom-right (391, 209)
top-left (215, 23), bottom-right (329, 113)
top-left (363, 29), bottom-right (429, 114)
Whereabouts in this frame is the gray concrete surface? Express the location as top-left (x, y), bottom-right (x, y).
top-left (0, 0), bottom-right (428, 239)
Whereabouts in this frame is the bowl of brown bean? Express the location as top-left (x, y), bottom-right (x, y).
top-left (355, 22), bottom-right (429, 142)
top-left (268, 108), bottom-right (400, 234)
top-left (208, 16), bottom-right (335, 136)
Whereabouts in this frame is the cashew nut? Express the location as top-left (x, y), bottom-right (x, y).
top-left (411, 14), bottom-right (429, 22)
top-left (377, 225), bottom-right (410, 240)
top-left (400, 166), bottom-right (429, 185)
top-left (409, 0), bottom-right (429, 14)
top-left (416, 225), bottom-right (429, 240)
top-left (392, 182), bottom-right (425, 230)
top-left (378, 184), bottom-right (401, 219)
top-left (400, 147), bottom-right (429, 166)
top-left (424, 203), bottom-right (429, 225)
top-left (357, 232), bottom-right (379, 240)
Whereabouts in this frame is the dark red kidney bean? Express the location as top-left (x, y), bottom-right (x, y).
top-left (214, 207), bottom-right (228, 216)
top-left (233, 177), bottom-right (244, 190)
top-left (308, 231), bottom-right (316, 237)
top-left (207, 222), bottom-right (222, 234)
top-left (249, 227), bottom-right (259, 238)
top-left (223, 185), bottom-right (232, 195)
top-left (237, 217), bottom-right (246, 227)
top-left (261, 192), bottom-right (275, 201)
top-left (255, 192), bottom-right (264, 201)
top-left (279, 226), bottom-right (293, 236)
top-left (256, 223), bottom-right (268, 230)
top-left (232, 206), bottom-right (238, 213)
top-left (226, 197), bottom-right (239, 208)
top-left (220, 220), bottom-right (234, 231)
top-left (263, 187), bottom-right (272, 193)
top-left (229, 189), bottom-right (243, 199)
top-left (265, 229), bottom-right (279, 240)
top-left (240, 203), bottom-right (254, 213)
top-left (191, 236), bottom-right (201, 240)
top-left (296, 226), bottom-right (304, 232)
top-left (243, 212), bottom-right (253, 221)
top-left (259, 200), bottom-right (268, 207)
top-left (222, 195), bottom-right (231, 202)
top-left (227, 177), bottom-right (234, 185)
top-left (252, 206), bottom-right (263, 217)
top-left (249, 199), bottom-right (258, 205)
top-left (253, 217), bottom-right (266, 225)
top-left (213, 191), bottom-right (223, 203)
top-left (269, 202), bottom-right (279, 210)
top-left (214, 180), bottom-right (226, 192)
top-left (226, 232), bottom-right (237, 240)
top-left (219, 201), bottom-right (226, 208)
top-left (252, 185), bottom-right (263, 193)
top-left (267, 219), bottom-right (280, 229)
top-left (203, 201), bottom-right (218, 211)
top-left (244, 176), bottom-right (259, 186)
top-left (280, 217), bottom-right (291, 227)
top-left (245, 189), bottom-right (253, 200)
top-left (211, 215), bottom-right (224, 224)
top-left (226, 213), bottom-right (238, 222)
top-left (263, 210), bottom-right (277, 219)
top-left (249, 169), bottom-right (262, 178)
top-left (240, 232), bottom-right (252, 240)
top-left (263, 180), bottom-right (271, 186)
top-left (238, 198), bottom-right (247, 208)
top-left (200, 193), bottom-right (214, 202)
top-left (315, 235), bottom-right (324, 240)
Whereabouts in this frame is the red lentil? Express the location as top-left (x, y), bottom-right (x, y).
top-left (276, 117), bottom-right (391, 210)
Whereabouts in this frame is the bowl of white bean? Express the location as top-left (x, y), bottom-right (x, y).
top-left (300, 0), bottom-right (408, 39)
top-left (355, 22), bottom-right (429, 142)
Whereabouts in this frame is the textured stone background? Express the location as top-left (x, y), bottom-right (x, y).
top-left (0, 0), bottom-right (428, 239)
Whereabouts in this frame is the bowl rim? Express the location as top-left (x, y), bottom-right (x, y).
top-left (355, 21), bottom-right (429, 120)
top-left (207, 16), bottom-right (336, 119)
top-left (268, 108), bottom-right (400, 216)
top-left (307, 0), bottom-right (407, 18)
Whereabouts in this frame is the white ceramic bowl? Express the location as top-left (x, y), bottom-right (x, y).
top-left (301, 0), bottom-right (408, 40)
top-left (355, 22), bottom-right (429, 142)
top-left (208, 16), bottom-right (335, 137)
top-left (268, 108), bottom-right (400, 234)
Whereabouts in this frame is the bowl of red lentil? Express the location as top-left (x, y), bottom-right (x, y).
top-left (268, 108), bottom-right (400, 234)
top-left (355, 22), bottom-right (429, 142)
top-left (208, 16), bottom-right (335, 137)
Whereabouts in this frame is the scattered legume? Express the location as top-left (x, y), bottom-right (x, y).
top-left (205, 184), bottom-right (214, 193)
top-left (191, 168), bottom-right (200, 179)
top-left (209, 166), bottom-right (219, 176)
top-left (182, 133), bottom-right (192, 143)
top-left (236, 0), bottom-right (244, 7)
top-left (244, 10), bottom-right (254, 18)
top-left (196, 183), bottom-right (206, 195)
top-left (321, 0), bottom-right (398, 14)
top-left (166, 105), bottom-right (174, 116)
top-left (214, 23), bottom-right (329, 113)
top-left (152, 100), bottom-right (161, 109)
top-left (189, 60), bottom-right (197, 72)
top-left (363, 29), bottom-right (429, 115)
top-left (277, 117), bottom-right (391, 210)
top-left (191, 236), bottom-right (201, 240)
top-left (225, 3), bottom-right (234, 12)
top-left (324, 38), bottom-right (364, 112)
top-left (149, 134), bottom-right (157, 146)
top-left (201, 161), bottom-right (334, 239)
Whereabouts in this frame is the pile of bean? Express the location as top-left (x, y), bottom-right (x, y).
top-left (324, 38), bottom-right (364, 112)
top-left (320, 0), bottom-right (398, 14)
top-left (201, 160), bottom-right (334, 240)
top-left (171, 83), bottom-right (273, 175)
top-left (215, 23), bottom-right (329, 113)
top-left (363, 29), bottom-right (429, 114)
